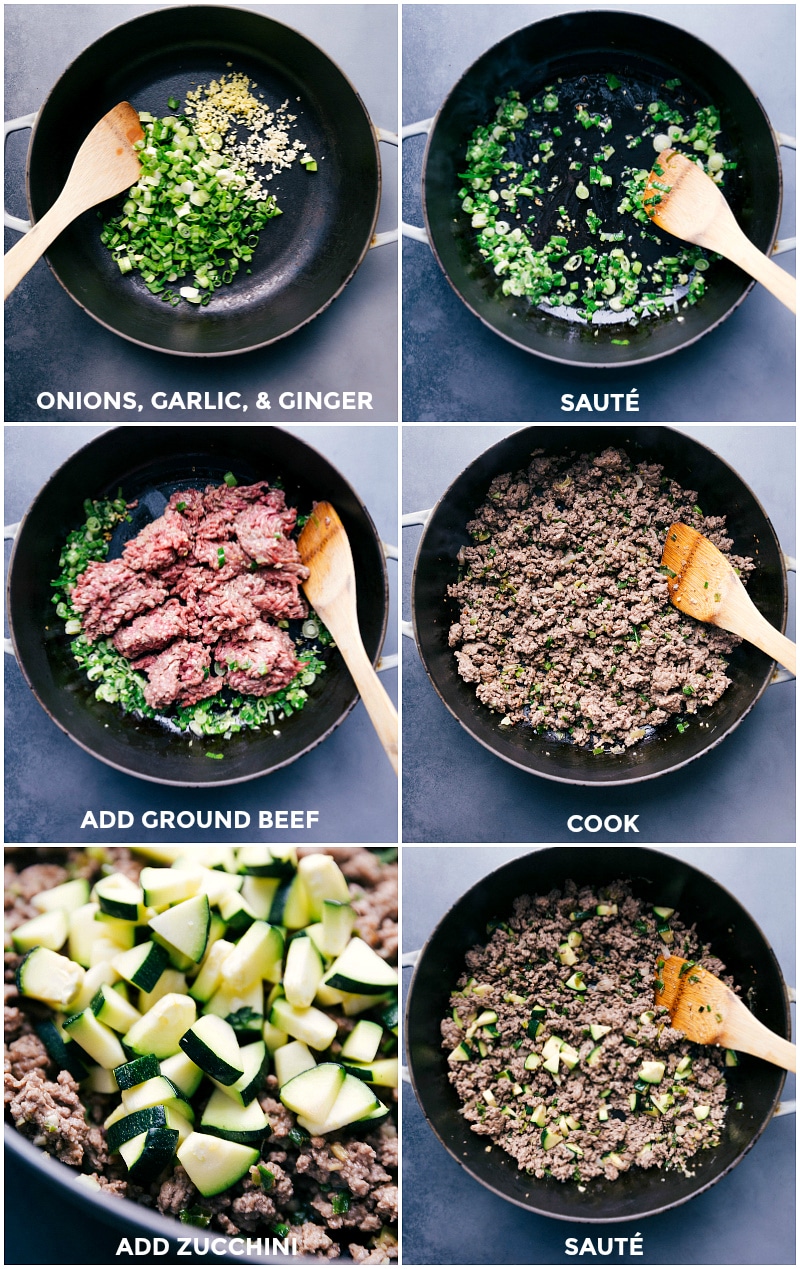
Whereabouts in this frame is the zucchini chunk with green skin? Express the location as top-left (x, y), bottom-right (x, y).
top-left (273, 1040), bottom-right (316, 1087)
top-left (68, 902), bottom-right (108, 967)
top-left (239, 875), bottom-right (280, 920)
top-left (340, 1019), bottom-right (383, 1064)
top-left (148, 894), bottom-right (210, 964)
top-left (296, 1072), bottom-right (385, 1136)
top-left (12, 909), bottom-right (69, 954)
top-left (283, 935), bottom-right (324, 1008)
top-left (120, 1075), bottom-right (182, 1113)
top-left (177, 1132), bottom-right (260, 1197)
top-left (190, 939), bottom-right (235, 1003)
top-left (138, 968), bottom-right (189, 1013)
top-left (236, 845), bottom-right (297, 879)
top-left (318, 900), bottom-right (356, 958)
top-left (210, 1039), bottom-right (268, 1107)
top-left (32, 877), bottom-right (91, 915)
top-left (180, 1014), bottom-right (244, 1085)
top-left (639, 1060), bottom-right (666, 1084)
top-left (268, 873), bottom-right (310, 930)
top-left (323, 938), bottom-right (399, 996)
top-left (280, 1063), bottom-right (346, 1123)
top-left (270, 997), bottom-right (337, 1051)
top-left (200, 1088), bottom-right (270, 1145)
top-left (114, 1053), bottom-right (161, 1090)
top-left (160, 1051), bottom-right (204, 1100)
top-left (205, 978), bottom-right (264, 1033)
top-left (297, 854), bottom-right (350, 920)
top-left (217, 889), bottom-right (258, 935)
top-left (123, 992), bottom-right (197, 1059)
top-left (90, 983), bottom-right (143, 1033)
top-left (63, 961), bottom-right (116, 1014)
top-left (106, 1104), bottom-right (168, 1154)
top-left (220, 921), bottom-right (283, 990)
top-left (120, 1125), bottom-right (179, 1184)
top-left (94, 873), bottom-right (145, 922)
top-left (112, 941), bottom-right (170, 993)
top-left (340, 1057), bottom-right (398, 1088)
top-left (16, 949), bottom-right (85, 1005)
top-left (139, 867), bottom-right (200, 911)
top-left (63, 1007), bottom-right (128, 1068)
top-left (377, 997), bottom-right (399, 1036)
top-left (35, 1019), bottom-right (89, 1082)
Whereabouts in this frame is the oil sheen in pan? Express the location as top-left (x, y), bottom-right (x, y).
top-left (459, 67), bottom-right (740, 329)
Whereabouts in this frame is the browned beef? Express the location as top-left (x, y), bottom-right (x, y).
top-left (215, 622), bottom-right (302, 696)
top-left (112, 599), bottom-right (189, 659)
top-left (71, 560), bottom-right (168, 639)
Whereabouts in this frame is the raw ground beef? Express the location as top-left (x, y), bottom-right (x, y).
top-left (442, 880), bottom-right (729, 1184)
top-left (447, 446), bottom-right (754, 749)
top-left (70, 480), bottom-right (309, 711)
top-left (4, 847), bottom-right (398, 1262)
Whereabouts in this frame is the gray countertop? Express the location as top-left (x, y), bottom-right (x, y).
top-left (402, 424), bottom-right (795, 843)
top-left (4, 424), bottom-right (398, 843)
top-left (401, 845), bottom-right (796, 1266)
top-left (402, 3), bottom-right (796, 422)
top-left (4, 3), bottom-right (398, 422)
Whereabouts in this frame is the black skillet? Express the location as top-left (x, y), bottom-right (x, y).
top-left (17, 5), bottom-right (385, 356)
top-left (410, 426), bottom-right (788, 785)
top-left (418, 9), bottom-right (784, 366)
top-left (6, 426), bottom-right (389, 786)
top-left (405, 846), bottom-right (791, 1222)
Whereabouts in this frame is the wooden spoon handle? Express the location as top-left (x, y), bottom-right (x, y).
top-left (336, 634), bottom-right (398, 774)
top-left (722, 1007), bottom-right (796, 1072)
top-left (719, 590), bottom-right (796, 676)
top-left (4, 198), bottom-right (73, 299)
top-left (710, 219), bottom-right (796, 314)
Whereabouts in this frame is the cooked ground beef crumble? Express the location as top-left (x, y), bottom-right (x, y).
top-left (4, 847), bottom-right (397, 1261)
top-left (447, 446), bottom-right (754, 749)
top-left (442, 880), bottom-right (728, 1183)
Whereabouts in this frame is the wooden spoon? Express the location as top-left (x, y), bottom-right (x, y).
top-left (297, 502), bottom-right (398, 774)
top-left (655, 955), bottom-right (796, 1072)
top-left (643, 147), bottom-right (796, 313)
top-left (661, 522), bottom-right (795, 677)
top-left (4, 102), bottom-right (143, 300)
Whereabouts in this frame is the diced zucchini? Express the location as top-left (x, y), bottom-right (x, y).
top-left (596, 903), bottom-right (618, 917)
top-left (693, 1104), bottom-right (711, 1121)
top-left (90, 983), bottom-right (142, 1033)
top-left (318, 900), bottom-right (356, 958)
top-left (341, 990), bottom-right (394, 1017)
top-left (378, 997), bottom-right (398, 1036)
top-left (270, 997), bottom-right (337, 1051)
top-left (541, 1126), bottom-right (562, 1150)
top-left (725, 1049), bottom-right (739, 1067)
top-left (237, 845), bottom-right (297, 879)
top-left (12, 909), bottom-right (69, 953)
top-left (597, 1106), bottom-right (609, 1122)
top-left (84, 1064), bottom-right (119, 1094)
top-left (262, 1020), bottom-right (289, 1054)
top-left (652, 906), bottom-right (675, 919)
top-left (586, 1045), bottom-right (603, 1068)
top-left (120, 1125), bottom-right (179, 1183)
top-left (190, 939), bottom-right (235, 1003)
top-left (558, 943), bottom-right (578, 966)
top-left (139, 867), bottom-right (200, 911)
top-left (268, 874), bottom-right (310, 930)
top-left (68, 903), bottom-right (107, 967)
top-left (114, 1054), bottom-right (161, 1090)
top-left (239, 876), bottom-right (280, 921)
top-left (160, 1051), bottom-right (204, 1100)
top-left (149, 894), bottom-right (210, 964)
top-left (138, 968), bottom-right (188, 1013)
top-left (296, 854), bottom-right (350, 920)
top-left (340, 1057), bottom-right (397, 1087)
top-left (323, 938), bottom-right (399, 996)
top-left (205, 978), bottom-right (264, 1033)
top-left (559, 1044), bottom-right (580, 1070)
top-left (280, 1062), bottom-right (345, 1123)
top-left (523, 1052), bottom-right (542, 1071)
top-left (217, 889), bottom-right (258, 935)
top-left (283, 935), bottom-right (324, 1008)
top-left (565, 971), bottom-right (586, 992)
top-left (529, 1103), bottom-right (547, 1128)
top-left (32, 878), bottom-right (91, 915)
top-left (589, 1024), bottom-right (612, 1041)
top-left (107, 1104), bottom-right (169, 1153)
top-left (123, 992), bottom-right (197, 1058)
top-left (94, 874), bottom-right (145, 922)
top-left (63, 1007), bottom-right (127, 1068)
top-left (650, 1093), bottom-right (674, 1114)
top-left (274, 1040), bottom-right (317, 1087)
top-left (210, 1039), bottom-right (268, 1108)
top-left (180, 1014), bottom-right (244, 1085)
top-left (112, 941), bottom-right (170, 993)
top-left (16, 945), bottom-right (84, 1010)
top-left (220, 921), bottom-right (283, 990)
top-left (448, 1041), bottom-right (473, 1063)
top-left (295, 1072), bottom-right (383, 1136)
top-left (200, 1088), bottom-right (270, 1145)
top-left (35, 1018), bottom-right (89, 1081)
top-left (177, 1132), bottom-right (259, 1197)
top-left (603, 1151), bottom-right (625, 1169)
top-left (340, 1020), bottom-right (382, 1064)
top-left (639, 1060), bottom-right (665, 1085)
top-left (120, 1075), bottom-right (182, 1113)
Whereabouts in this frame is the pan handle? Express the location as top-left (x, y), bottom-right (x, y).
top-left (773, 133), bottom-right (796, 255)
top-left (401, 510), bottom-right (432, 641)
top-left (771, 553), bottom-right (796, 683)
top-left (3, 521), bottom-right (21, 657)
top-left (376, 540), bottom-right (399, 671)
top-left (400, 118), bottom-right (434, 244)
top-left (4, 113), bottom-right (37, 233)
top-left (400, 950), bottom-right (420, 1084)
top-left (370, 127), bottom-right (400, 248)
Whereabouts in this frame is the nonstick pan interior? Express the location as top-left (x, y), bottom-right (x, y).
top-left (411, 426), bottom-right (787, 785)
top-left (7, 427), bottom-right (388, 785)
top-left (405, 846), bottom-right (790, 1222)
top-left (27, 6), bottom-right (381, 355)
top-left (422, 9), bottom-right (782, 366)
